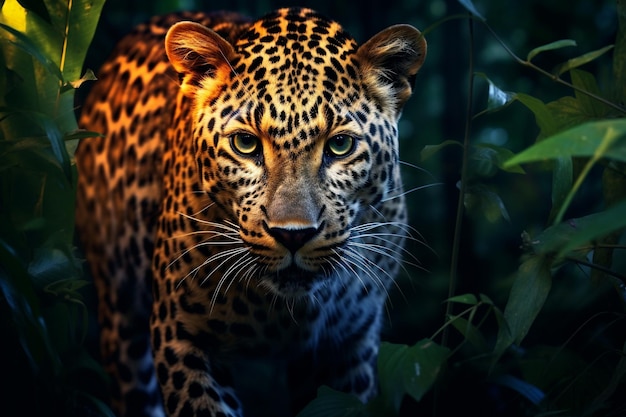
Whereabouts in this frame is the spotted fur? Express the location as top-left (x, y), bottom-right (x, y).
top-left (75, 7), bottom-right (426, 417)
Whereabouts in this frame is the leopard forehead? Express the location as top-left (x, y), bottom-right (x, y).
top-left (200, 8), bottom-right (377, 156)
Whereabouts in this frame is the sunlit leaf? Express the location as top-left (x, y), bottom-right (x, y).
top-left (527, 39), bottom-right (577, 62)
top-left (0, 22), bottom-right (62, 80)
top-left (421, 139), bottom-right (463, 161)
top-left (457, 0), bottom-right (485, 21)
top-left (504, 119), bottom-right (626, 168)
top-left (43, 0), bottom-right (106, 82)
top-left (554, 45), bottom-right (614, 76)
top-left (66, 68), bottom-right (97, 90)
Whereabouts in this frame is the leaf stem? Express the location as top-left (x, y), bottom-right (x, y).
top-left (554, 128), bottom-right (616, 224)
top-left (483, 24), bottom-right (626, 115)
top-left (566, 256), bottom-right (626, 283)
top-left (443, 15), bottom-right (475, 349)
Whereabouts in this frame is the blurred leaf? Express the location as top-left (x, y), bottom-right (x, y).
top-left (569, 69), bottom-right (613, 118)
top-left (492, 374), bottom-right (545, 405)
top-left (457, 0), bottom-right (485, 21)
top-left (527, 39), bottom-right (577, 62)
top-left (421, 139), bottom-right (463, 161)
top-left (549, 157), bottom-right (573, 223)
top-left (0, 245), bottom-right (61, 373)
top-left (296, 386), bottom-right (366, 417)
top-left (473, 144), bottom-right (526, 174)
top-left (494, 256), bottom-right (552, 361)
top-left (594, 162), bottom-right (626, 282)
top-left (515, 93), bottom-right (559, 138)
top-left (554, 45), bottom-right (614, 76)
top-left (465, 184), bottom-right (511, 222)
top-left (446, 293), bottom-right (479, 305)
top-left (504, 119), bottom-right (626, 168)
top-left (525, 200), bottom-right (626, 259)
top-left (449, 315), bottom-right (488, 351)
top-left (583, 340), bottom-right (626, 415)
top-left (613, 0), bottom-right (626, 102)
top-left (29, 110), bottom-right (72, 180)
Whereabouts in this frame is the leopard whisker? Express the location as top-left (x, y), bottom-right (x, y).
top-left (381, 182), bottom-right (443, 203)
top-left (337, 246), bottom-right (391, 298)
top-left (352, 220), bottom-right (434, 254)
top-left (206, 247), bottom-right (251, 311)
top-left (349, 233), bottom-right (421, 266)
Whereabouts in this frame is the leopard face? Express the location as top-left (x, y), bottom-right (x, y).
top-left (165, 9), bottom-right (424, 297)
top-left (76, 7), bottom-right (425, 417)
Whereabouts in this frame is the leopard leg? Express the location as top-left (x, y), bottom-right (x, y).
top-left (151, 335), bottom-right (243, 417)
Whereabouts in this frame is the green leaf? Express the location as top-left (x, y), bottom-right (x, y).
top-left (457, 0), bottom-right (485, 21)
top-left (296, 386), bottom-right (366, 417)
top-left (377, 340), bottom-right (449, 410)
top-left (514, 93), bottom-right (559, 138)
top-left (549, 157), bottom-right (573, 223)
top-left (449, 315), bottom-right (488, 351)
top-left (569, 69), bottom-right (612, 118)
top-left (493, 256), bottom-right (552, 361)
top-left (473, 144), bottom-right (526, 174)
top-left (554, 44), bottom-right (614, 76)
top-left (42, 0), bottom-right (106, 82)
top-left (0, 22), bottom-right (62, 80)
top-left (555, 200), bottom-right (626, 258)
top-left (421, 140), bottom-right (463, 161)
top-left (504, 119), bottom-right (626, 168)
top-left (475, 73), bottom-right (516, 112)
top-left (527, 39), bottom-right (577, 62)
top-left (613, 0), bottom-right (626, 102)
top-left (446, 293), bottom-right (479, 305)
top-left (464, 184), bottom-right (511, 223)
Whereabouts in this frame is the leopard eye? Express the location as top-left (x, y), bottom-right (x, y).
top-left (230, 133), bottom-right (260, 156)
top-left (325, 134), bottom-right (355, 158)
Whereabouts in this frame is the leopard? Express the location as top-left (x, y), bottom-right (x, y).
top-left (75, 7), bottom-right (426, 417)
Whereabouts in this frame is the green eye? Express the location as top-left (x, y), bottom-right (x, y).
top-left (231, 133), bottom-right (260, 156)
top-left (326, 134), bottom-right (355, 157)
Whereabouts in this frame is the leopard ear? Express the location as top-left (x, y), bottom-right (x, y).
top-left (165, 21), bottom-right (237, 97)
top-left (357, 24), bottom-right (426, 116)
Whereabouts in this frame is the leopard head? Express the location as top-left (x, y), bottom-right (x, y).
top-left (165, 8), bottom-right (426, 296)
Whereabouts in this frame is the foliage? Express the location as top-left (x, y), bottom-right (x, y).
top-left (0, 0), bottom-right (108, 416)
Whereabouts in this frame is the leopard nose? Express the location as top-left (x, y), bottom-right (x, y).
top-left (268, 226), bottom-right (319, 254)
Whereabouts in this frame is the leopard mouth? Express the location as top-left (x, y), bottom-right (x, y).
top-left (262, 263), bottom-right (325, 296)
